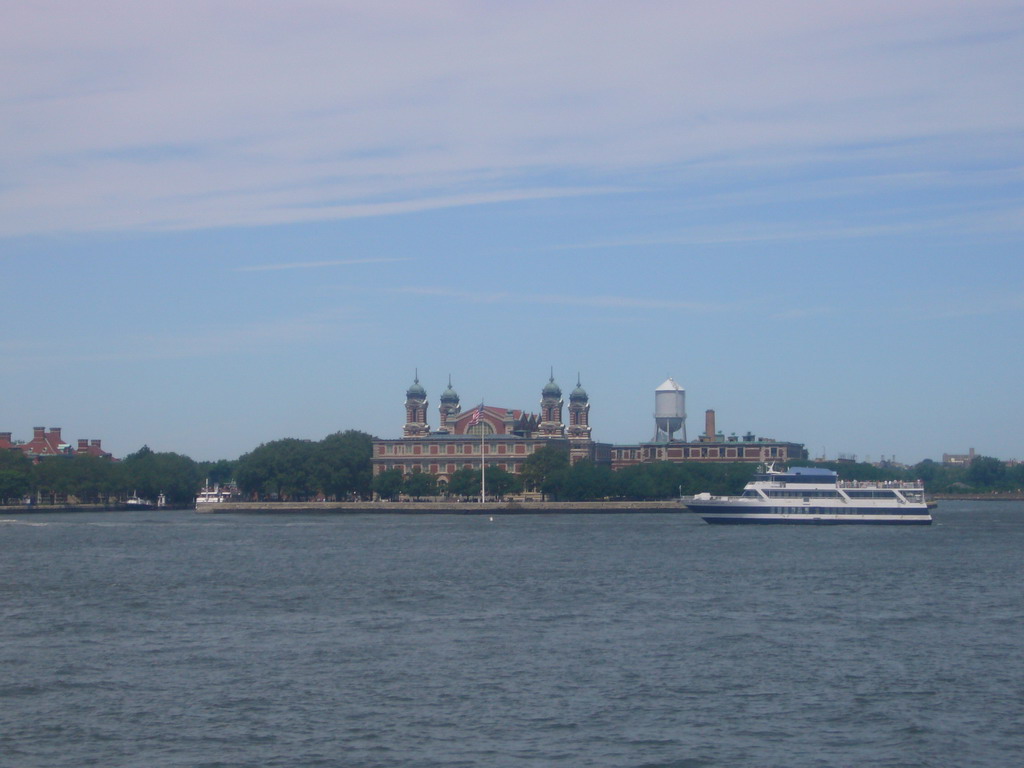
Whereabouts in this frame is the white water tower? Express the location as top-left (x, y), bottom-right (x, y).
top-left (653, 377), bottom-right (687, 442)
top-left (655, 376), bottom-right (688, 442)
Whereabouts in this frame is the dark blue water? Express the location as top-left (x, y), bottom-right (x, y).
top-left (2, 503), bottom-right (1022, 767)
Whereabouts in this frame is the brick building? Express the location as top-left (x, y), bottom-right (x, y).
top-left (610, 409), bottom-right (804, 468)
top-left (372, 374), bottom-right (609, 485)
top-left (1, 427), bottom-right (112, 460)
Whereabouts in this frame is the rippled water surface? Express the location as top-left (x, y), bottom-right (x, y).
top-left (2, 503), bottom-right (1023, 767)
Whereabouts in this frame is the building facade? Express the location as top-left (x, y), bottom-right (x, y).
top-left (0, 427), bottom-right (112, 460)
top-left (372, 374), bottom-right (606, 484)
top-left (610, 408), bottom-right (804, 469)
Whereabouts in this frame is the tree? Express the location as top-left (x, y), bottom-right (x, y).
top-left (404, 469), bottom-right (438, 500)
top-left (62, 454), bottom-right (121, 504)
top-left (558, 460), bottom-right (613, 501)
top-left (197, 459), bottom-right (237, 486)
top-left (967, 456), bottom-right (1007, 489)
top-left (32, 455), bottom-right (76, 504)
top-left (0, 450), bottom-right (32, 504)
top-left (122, 446), bottom-right (202, 505)
top-left (520, 444), bottom-right (570, 496)
top-left (483, 466), bottom-right (521, 500)
top-left (314, 430), bottom-right (373, 499)
top-left (372, 468), bottom-right (404, 500)
top-left (235, 438), bottom-right (318, 500)
top-left (446, 467), bottom-right (481, 498)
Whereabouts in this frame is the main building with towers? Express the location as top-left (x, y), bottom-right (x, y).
top-left (373, 372), bottom-right (607, 485)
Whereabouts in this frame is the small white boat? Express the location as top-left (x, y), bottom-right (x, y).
top-left (195, 484), bottom-right (233, 505)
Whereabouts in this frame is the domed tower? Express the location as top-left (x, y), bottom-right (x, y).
top-left (438, 375), bottom-right (461, 432)
top-left (403, 372), bottom-right (430, 438)
top-left (567, 374), bottom-right (591, 442)
top-left (539, 370), bottom-right (565, 437)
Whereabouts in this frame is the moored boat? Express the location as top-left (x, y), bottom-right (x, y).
top-left (685, 465), bottom-right (932, 525)
top-left (195, 484), bottom-right (234, 506)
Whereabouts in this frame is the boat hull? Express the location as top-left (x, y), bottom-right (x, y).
top-left (688, 504), bottom-right (932, 525)
top-left (699, 513), bottom-right (932, 525)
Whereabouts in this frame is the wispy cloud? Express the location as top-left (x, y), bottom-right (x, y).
top-left (391, 286), bottom-right (733, 313)
top-left (2, 1), bottom-right (1021, 236)
top-left (921, 290), bottom-right (1024, 320)
top-left (3, 308), bottom-right (357, 370)
top-left (236, 257), bottom-right (411, 272)
top-left (547, 199), bottom-right (1024, 252)
top-left (547, 223), bottom-right (924, 251)
top-left (771, 307), bottom-right (836, 320)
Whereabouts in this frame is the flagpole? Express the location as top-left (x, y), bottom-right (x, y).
top-left (480, 408), bottom-right (486, 504)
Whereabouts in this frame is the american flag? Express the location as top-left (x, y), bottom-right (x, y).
top-left (468, 403), bottom-right (484, 426)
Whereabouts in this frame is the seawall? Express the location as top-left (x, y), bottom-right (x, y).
top-left (198, 500), bottom-right (688, 514)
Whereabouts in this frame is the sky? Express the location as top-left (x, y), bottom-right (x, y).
top-left (3, 0), bottom-right (1023, 465)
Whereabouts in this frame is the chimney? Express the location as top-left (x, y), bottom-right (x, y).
top-left (0, 432), bottom-right (11, 442)
top-left (91, 439), bottom-right (101, 448)
top-left (78, 439), bottom-right (89, 449)
top-left (705, 410), bottom-right (716, 440)
top-left (34, 426), bottom-right (45, 439)
top-left (50, 427), bottom-right (62, 443)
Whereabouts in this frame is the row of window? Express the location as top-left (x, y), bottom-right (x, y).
top-left (749, 490), bottom-right (842, 499)
top-left (378, 462), bottom-right (521, 475)
top-left (613, 446), bottom-right (789, 460)
top-left (378, 443), bottom-right (533, 456)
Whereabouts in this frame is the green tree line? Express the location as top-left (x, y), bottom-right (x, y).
top-left (3, 433), bottom-right (1019, 507)
top-left (0, 446), bottom-right (204, 506)
top-left (234, 431), bottom-right (373, 501)
top-left (0, 430), bottom-right (373, 506)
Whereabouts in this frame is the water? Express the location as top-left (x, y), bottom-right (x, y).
top-left (2, 503), bottom-right (1022, 767)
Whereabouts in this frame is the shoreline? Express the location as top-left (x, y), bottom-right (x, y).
top-left (196, 500), bottom-right (688, 514)
top-left (3, 495), bottom-right (1022, 515)
top-left (3, 500), bottom-right (688, 514)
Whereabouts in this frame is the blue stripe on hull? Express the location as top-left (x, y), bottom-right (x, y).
top-left (702, 517), bottom-right (932, 525)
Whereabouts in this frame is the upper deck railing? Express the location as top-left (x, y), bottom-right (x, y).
top-left (836, 479), bottom-right (924, 489)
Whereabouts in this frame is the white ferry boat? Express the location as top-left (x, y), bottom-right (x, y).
top-left (685, 465), bottom-right (932, 525)
top-left (195, 484), bottom-right (233, 506)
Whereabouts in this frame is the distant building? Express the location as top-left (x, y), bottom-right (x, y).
top-left (610, 407), bottom-right (805, 469)
top-left (74, 439), bottom-right (112, 459)
top-left (0, 427), bottom-right (112, 460)
top-left (942, 448), bottom-right (976, 466)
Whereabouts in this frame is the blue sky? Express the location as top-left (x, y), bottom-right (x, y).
top-left (3, 1), bottom-right (1022, 464)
